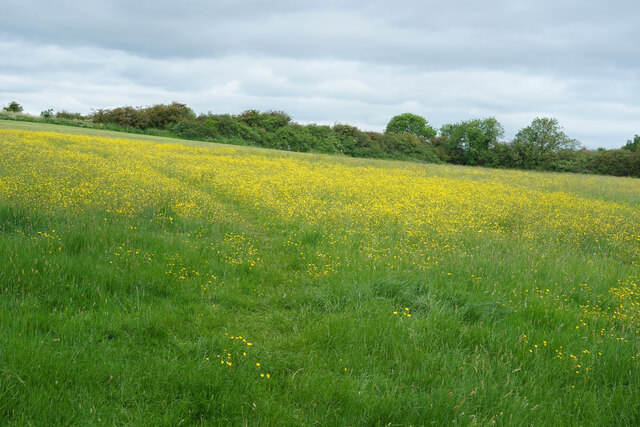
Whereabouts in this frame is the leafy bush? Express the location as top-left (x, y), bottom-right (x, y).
top-left (145, 102), bottom-right (195, 129)
top-left (331, 124), bottom-right (359, 154)
top-left (55, 111), bottom-right (85, 120)
top-left (199, 114), bottom-right (266, 145)
top-left (304, 125), bottom-right (345, 153)
top-left (169, 121), bottom-right (218, 141)
top-left (90, 102), bottom-right (194, 130)
top-left (91, 106), bottom-right (149, 128)
top-left (237, 110), bottom-right (292, 132)
top-left (379, 132), bottom-right (441, 163)
top-left (265, 125), bottom-right (316, 152)
top-left (347, 132), bottom-right (387, 159)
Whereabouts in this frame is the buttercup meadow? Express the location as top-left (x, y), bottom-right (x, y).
top-left (1, 126), bottom-right (639, 424)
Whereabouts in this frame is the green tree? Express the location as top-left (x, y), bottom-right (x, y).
top-left (622, 135), bottom-right (640, 152)
top-left (439, 117), bottom-right (504, 165)
top-left (385, 113), bottom-right (436, 139)
top-left (3, 101), bottom-right (23, 113)
top-left (511, 117), bottom-right (579, 168)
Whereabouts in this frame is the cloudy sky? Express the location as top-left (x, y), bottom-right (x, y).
top-left (1, 0), bottom-right (638, 148)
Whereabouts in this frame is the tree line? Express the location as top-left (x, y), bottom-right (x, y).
top-left (2, 101), bottom-right (639, 177)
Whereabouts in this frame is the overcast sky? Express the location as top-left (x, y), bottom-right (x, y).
top-left (1, 1), bottom-right (638, 148)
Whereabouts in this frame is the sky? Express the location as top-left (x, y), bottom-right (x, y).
top-left (1, 0), bottom-right (638, 149)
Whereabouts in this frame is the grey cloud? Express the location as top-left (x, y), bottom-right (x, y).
top-left (2, 0), bottom-right (638, 75)
top-left (1, 1), bottom-right (639, 149)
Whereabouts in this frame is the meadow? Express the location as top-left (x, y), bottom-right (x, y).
top-left (1, 121), bottom-right (639, 425)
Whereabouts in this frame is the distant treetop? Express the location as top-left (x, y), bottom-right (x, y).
top-left (622, 135), bottom-right (639, 152)
top-left (385, 113), bottom-right (436, 139)
top-left (3, 101), bottom-right (23, 113)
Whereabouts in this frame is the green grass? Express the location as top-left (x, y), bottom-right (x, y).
top-left (1, 121), bottom-right (639, 425)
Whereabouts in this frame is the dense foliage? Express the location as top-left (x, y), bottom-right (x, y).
top-left (1, 101), bottom-right (638, 177)
top-left (385, 112), bottom-right (437, 139)
top-left (91, 102), bottom-right (195, 129)
top-left (438, 117), bottom-right (504, 165)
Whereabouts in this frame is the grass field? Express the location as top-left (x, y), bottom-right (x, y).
top-left (1, 121), bottom-right (639, 425)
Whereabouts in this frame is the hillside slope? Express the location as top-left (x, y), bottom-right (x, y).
top-left (1, 124), bottom-right (639, 424)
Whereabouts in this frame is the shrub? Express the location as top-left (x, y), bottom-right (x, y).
top-left (90, 102), bottom-right (194, 130)
top-left (265, 125), bottom-right (315, 152)
top-left (91, 106), bottom-right (149, 128)
top-left (169, 121), bottom-right (218, 141)
top-left (379, 132), bottom-right (441, 163)
top-left (303, 125), bottom-right (344, 154)
top-left (55, 111), bottom-right (85, 120)
top-left (237, 110), bottom-right (292, 132)
top-left (145, 102), bottom-right (195, 129)
top-left (331, 124), bottom-right (359, 154)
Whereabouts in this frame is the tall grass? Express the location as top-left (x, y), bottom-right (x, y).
top-left (1, 126), bottom-right (639, 424)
